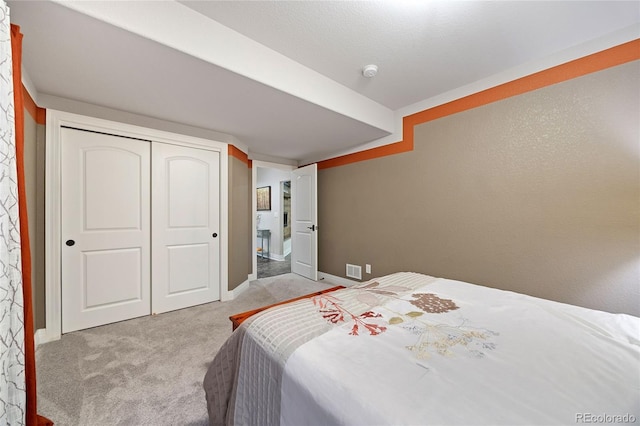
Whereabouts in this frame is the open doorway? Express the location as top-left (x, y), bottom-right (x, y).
top-left (255, 164), bottom-right (293, 278)
top-left (281, 180), bottom-right (291, 255)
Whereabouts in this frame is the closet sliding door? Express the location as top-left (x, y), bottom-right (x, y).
top-left (151, 143), bottom-right (220, 314)
top-left (61, 128), bottom-right (221, 333)
top-left (61, 127), bottom-right (151, 333)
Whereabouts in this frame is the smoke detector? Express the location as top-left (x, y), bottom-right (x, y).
top-left (362, 64), bottom-right (378, 78)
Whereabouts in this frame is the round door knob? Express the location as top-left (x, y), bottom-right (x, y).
top-left (212, 233), bottom-right (218, 238)
top-left (65, 240), bottom-right (75, 247)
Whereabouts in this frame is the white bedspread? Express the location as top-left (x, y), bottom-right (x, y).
top-left (280, 273), bottom-right (639, 425)
top-left (204, 272), bottom-right (639, 426)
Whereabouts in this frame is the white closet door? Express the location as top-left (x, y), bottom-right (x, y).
top-left (151, 143), bottom-right (220, 314)
top-left (291, 163), bottom-right (318, 281)
top-left (61, 127), bottom-right (151, 333)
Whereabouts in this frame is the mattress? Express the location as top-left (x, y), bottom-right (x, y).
top-left (204, 272), bottom-right (640, 425)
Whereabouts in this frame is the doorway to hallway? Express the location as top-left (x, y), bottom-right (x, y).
top-left (253, 161), bottom-right (318, 281)
top-left (256, 165), bottom-right (292, 278)
top-left (257, 253), bottom-right (291, 278)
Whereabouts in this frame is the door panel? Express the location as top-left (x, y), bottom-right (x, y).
top-left (291, 163), bottom-right (318, 280)
top-left (84, 248), bottom-right (142, 307)
top-left (168, 159), bottom-right (209, 227)
top-left (152, 143), bottom-right (220, 314)
top-left (84, 149), bottom-right (142, 230)
top-left (167, 244), bottom-right (209, 294)
top-left (62, 127), bottom-right (151, 333)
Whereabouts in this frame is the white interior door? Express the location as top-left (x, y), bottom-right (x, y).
top-left (151, 143), bottom-right (220, 314)
top-left (291, 163), bottom-right (318, 280)
top-left (61, 127), bottom-right (151, 333)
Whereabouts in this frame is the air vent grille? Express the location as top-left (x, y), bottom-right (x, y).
top-left (346, 264), bottom-right (362, 280)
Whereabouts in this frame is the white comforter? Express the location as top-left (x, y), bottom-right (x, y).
top-left (205, 272), bottom-right (640, 426)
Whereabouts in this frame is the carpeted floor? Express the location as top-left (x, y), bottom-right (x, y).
top-left (35, 273), bottom-right (335, 426)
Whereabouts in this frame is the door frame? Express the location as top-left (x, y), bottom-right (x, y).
top-left (251, 161), bottom-right (296, 280)
top-left (44, 110), bottom-right (229, 342)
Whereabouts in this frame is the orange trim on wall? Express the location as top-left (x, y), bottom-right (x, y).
top-left (316, 139), bottom-right (412, 170)
top-left (22, 84), bottom-right (46, 125)
top-left (318, 39), bottom-right (640, 170)
top-left (228, 144), bottom-right (250, 165)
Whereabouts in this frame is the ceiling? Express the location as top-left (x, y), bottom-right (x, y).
top-left (8, 1), bottom-right (640, 164)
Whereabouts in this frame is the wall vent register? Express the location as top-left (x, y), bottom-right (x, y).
top-left (346, 264), bottom-right (362, 280)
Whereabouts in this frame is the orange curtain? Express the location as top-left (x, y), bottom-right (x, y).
top-left (10, 23), bottom-right (53, 426)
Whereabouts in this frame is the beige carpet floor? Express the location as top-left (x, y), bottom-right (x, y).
top-left (35, 273), bottom-right (336, 426)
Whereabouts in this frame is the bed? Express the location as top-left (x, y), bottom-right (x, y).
top-left (203, 272), bottom-right (640, 425)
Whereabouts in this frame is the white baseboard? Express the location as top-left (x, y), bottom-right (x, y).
top-left (318, 272), bottom-right (359, 287)
top-left (259, 252), bottom-right (285, 261)
top-left (34, 327), bottom-right (60, 347)
top-left (228, 278), bottom-right (251, 300)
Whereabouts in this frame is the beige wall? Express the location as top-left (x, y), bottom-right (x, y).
top-left (35, 123), bottom-right (46, 328)
top-left (23, 108), bottom-right (47, 329)
top-left (319, 61), bottom-right (639, 316)
top-left (228, 156), bottom-right (252, 291)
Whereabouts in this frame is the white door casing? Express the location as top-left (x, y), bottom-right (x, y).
top-left (291, 163), bottom-right (318, 281)
top-left (151, 143), bottom-right (220, 314)
top-left (61, 127), bottom-right (151, 333)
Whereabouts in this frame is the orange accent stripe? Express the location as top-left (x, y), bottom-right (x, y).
top-left (22, 84), bottom-right (46, 125)
top-left (316, 139), bottom-right (413, 170)
top-left (36, 105), bottom-right (46, 125)
top-left (228, 144), bottom-right (249, 165)
top-left (318, 39), bottom-right (640, 170)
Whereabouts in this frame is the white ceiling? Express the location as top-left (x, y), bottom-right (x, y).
top-left (8, 0), bottom-right (640, 164)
